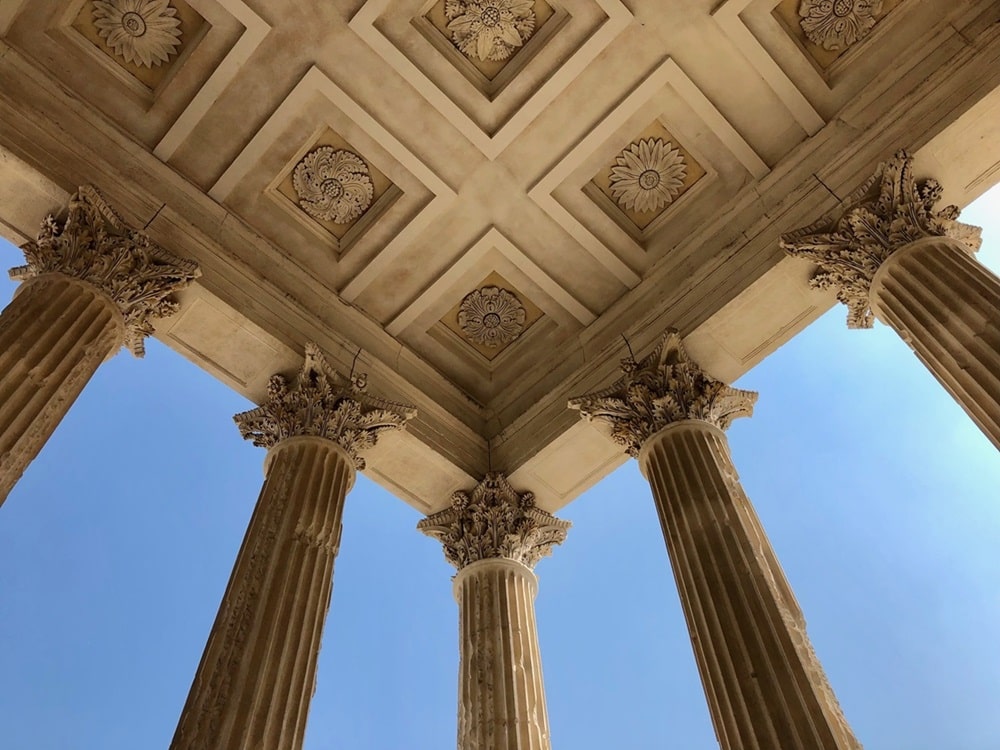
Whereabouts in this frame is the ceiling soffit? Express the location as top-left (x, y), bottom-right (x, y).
top-left (3, 0), bottom-right (268, 154)
top-left (0, 1), bottom-right (998, 510)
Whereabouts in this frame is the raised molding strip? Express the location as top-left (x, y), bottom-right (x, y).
top-left (349, 0), bottom-right (633, 161)
top-left (155, 0), bottom-right (270, 161)
top-left (210, 65), bottom-right (457, 302)
top-left (529, 58), bottom-right (768, 288)
top-left (387, 226), bottom-right (596, 336)
top-left (712, 0), bottom-right (825, 135)
top-left (0, 0), bottom-right (29, 35)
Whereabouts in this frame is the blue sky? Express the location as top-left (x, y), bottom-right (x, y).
top-left (0, 184), bottom-right (998, 750)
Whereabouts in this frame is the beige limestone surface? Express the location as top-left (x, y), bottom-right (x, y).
top-left (1, 1), bottom-right (1000, 511)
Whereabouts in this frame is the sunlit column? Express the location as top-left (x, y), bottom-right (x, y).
top-left (570, 332), bottom-right (862, 750)
top-left (0, 185), bottom-right (199, 505)
top-left (170, 344), bottom-right (415, 750)
top-left (782, 149), bottom-right (999, 449)
top-left (418, 473), bottom-right (570, 750)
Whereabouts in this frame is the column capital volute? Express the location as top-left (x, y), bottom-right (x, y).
top-left (234, 343), bottom-right (417, 471)
top-left (568, 330), bottom-right (757, 458)
top-left (8, 185), bottom-right (201, 357)
top-left (417, 473), bottom-right (570, 571)
top-left (779, 149), bottom-right (982, 329)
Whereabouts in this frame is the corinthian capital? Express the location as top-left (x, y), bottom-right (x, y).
top-left (569, 330), bottom-right (757, 457)
top-left (418, 473), bottom-right (570, 570)
top-left (234, 343), bottom-right (416, 470)
top-left (780, 149), bottom-right (982, 329)
top-left (8, 185), bottom-right (201, 356)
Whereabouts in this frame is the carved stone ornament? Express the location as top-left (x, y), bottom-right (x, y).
top-left (568, 330), bottom-right (757, 457)
top-left (8, 185), bottom-right (201, 357)
top-left (92, 0), bottom-right (183, 68)
top-left (458, 286), bottom-right (526, 348)
top-left (780, 149), bottom-right (983, 328)
top-left (798, 0), bottom-right (883, 52)
top-left (445, 0), bottom-right (536, 62)
top-left (418, 473), bottom-right (570, 570)
top-left (292, 147), bottom-right (375, 225)
top-left (609, 138), bottom-right (687, 214)
top-left (233, 343), bottom-right (416, 470)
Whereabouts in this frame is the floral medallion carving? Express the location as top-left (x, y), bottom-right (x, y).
top-left (233, 344), bottom-right (416, 471)
top-left (292, 147), bottom-right (375, 225)
top-left (798, 0), bottom-right (883, 51)
top-left (569, 331), bottom-right (758, 457)
top-left (418, 473), bottom-right (570, 570)
top-left (609, 138), bottom-right (687, 214)
top-left (457, 286), bottom-right (526, 349)
top-left (92, 0), bottom-right (183, 68)
top-left (445, 0), bottom-right (536, 61)
top-left (780, 150), bottom-right (982, 329)
top-left (9, 185), bottom-right (200, 357)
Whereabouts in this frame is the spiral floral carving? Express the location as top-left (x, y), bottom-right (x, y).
top-left (292, 147), bottom-right (375, 225)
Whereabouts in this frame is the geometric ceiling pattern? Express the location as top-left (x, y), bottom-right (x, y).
top-left (1, 0), bottom-right (997, 510)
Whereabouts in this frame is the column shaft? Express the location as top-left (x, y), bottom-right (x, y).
top-left (640, 420), bottom-right (859, 750)
top-left (170, 435), bottom-right (353, 750)
top-left (870, 236), bottom-right (1000, 449)
top-left (0, 274), bottom-right (122, 503)
top-left (454, 559), bottom-right (550, 750)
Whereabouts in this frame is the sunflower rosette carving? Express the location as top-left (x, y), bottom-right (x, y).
top-left (92, 0), bottom-right (183, 68)
top-left (798, 0), bottom-right (884, 52)
top-left (609, 138), bottom-right (687, 215)
top-left (458, 286), bottom-right (526, 348)
top-left (292, 147), bottom-right (375, 225)
top-left (445, 0), bottom-right (536, 62)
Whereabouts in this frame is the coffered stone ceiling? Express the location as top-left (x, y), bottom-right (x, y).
top-left (1, 0), bottom-right (999, 512)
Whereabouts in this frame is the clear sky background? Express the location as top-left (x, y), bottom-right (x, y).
top-left (0, 184), bottom-right (998, 750)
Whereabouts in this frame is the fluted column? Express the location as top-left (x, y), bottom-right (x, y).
top-left (171, 344), bottom-right (415, 750)
top-left (419, 473), bottom-right (570, 750)
top-left (570, 332), bottom-right (861, 750)
top-left (782, 149), bottom-right (999, 449)
top-left (0, 186), bottom-right (200, 505)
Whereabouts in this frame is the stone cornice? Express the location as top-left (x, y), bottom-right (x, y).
top-left (418, 473), bottom-right (570, 570)
top-left (779, 150), bottom-right (982, 329)
top-left (234, 343), bottom-right (417, 470)
top-left (8, 185), bottom-right (201, 357)
top-left (569, 330), bottom-right (757, 457)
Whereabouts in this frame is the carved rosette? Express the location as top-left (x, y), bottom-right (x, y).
top-left (458, 286), bottom-right (526, 348)
top-left (568, 330), bottom-right (757, 457)
top-left (445, 0), bottom-right (536, 62)
top-left (292, 147), bottom-right (375, 225)
top-left (418, 473), bottom-right (570, 570)
top-left (92, 0), bottom-right (183, 68)
top-left (233, 343), bottom-right (416, 470)
top-left (8, 185), bottom-right (200, 357)
top-left (798, 0), bottom-right (883, 52)
top-left (780, 149), bottom-right (983, 329)
top-left (609, 137), bottom-right (687, 214)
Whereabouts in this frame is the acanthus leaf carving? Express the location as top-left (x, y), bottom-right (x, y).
top-left (779, 149), bottom-right (983, 329)
top-left (568, 330), bottom-right (757, 457)
top-left (458, 286), bottom-right (526, 348)
top-left (445, 0), bottom-right (536, 62)
top-left (291, 147), bottom-right (375, 225)
top-left (798, 0), bottom-right (882, 52)
top-left (418, 473), bottom-right (570, 570)
top-left (233, 343), bottom-right (416, 470)
top-left (8, 185), bottom-right (201, 357)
